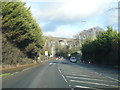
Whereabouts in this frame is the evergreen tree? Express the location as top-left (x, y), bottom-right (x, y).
top-left (2, 1), bottom-right (45, 59)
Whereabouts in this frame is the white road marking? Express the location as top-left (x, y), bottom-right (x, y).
top-left (104, 75), bottom-right (120, 82)
top-left (62, 74), bottom-right (68, 83)
top-left (66, 73), bottom-right (109, 79)
top-left (11, 72), bottom-right (19, 75)
top-left (69, 85), bottom-right (71, 87)
top-left (95, 72), bottom-right (120, 82)
top-left (14, 72), bottom-right (18, 74)
top-left (22, 70), bottom-right (25, 71)
top-left (58, 67), bottom-right (62, 74)
top-left (49, 63), bottom-right (56, 65)
top-left (49, 63), bottom-right (53, 65)
top-left (22, 68), bottom-right (30, 71)
top-left (66, 76), bottom-right (116, 83)
top-left (75, 85), bottom-right (102, 90)
top-left (69, 72), bottom-right (81, 74)
top-left (66, 74), bottom-right (90, 77)
top-left (95, 72), bottom-right (100, 74)
top-left (70, 80), bottom-right (119, 87)
top-left (75, 85), bottom-right (90, 88)
top-left (58, 66), bottom-right (68, 83)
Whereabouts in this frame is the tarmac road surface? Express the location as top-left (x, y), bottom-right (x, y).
top-left (2, 59), bottom-right (120, 90)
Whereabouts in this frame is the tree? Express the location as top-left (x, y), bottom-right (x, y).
top-left (2, 1), bottom-right (45, 64)
top-left (81, 26), bottom-right (119, 65)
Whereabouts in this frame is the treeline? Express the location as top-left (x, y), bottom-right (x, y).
top-left (81, 26), bottom-right (119, 66)
top-left (55, 44), bottom-right (80, 59)
top-left (2, 2), bottom-right (44, 65)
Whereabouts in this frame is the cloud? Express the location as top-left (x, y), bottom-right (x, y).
top-left (44, 25), bottom-right (79, 38)
top-left (40, 22), bottom-right (57, 32)
top-left (54, 0), bottom-right (107, 19)
top-left (26, 0), bottom-right (119, 27)
top-left (108, 10), bottom-right (118, 25)
top-left (25, 0), bottom-right (119, 37)
top-left (103, 2), bottom-right (118, 30)
top-left (27, 0), bottom-right (119, 20)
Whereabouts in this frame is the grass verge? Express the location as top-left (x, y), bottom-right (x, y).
top-left (0, 73), bottom-right (11, 77)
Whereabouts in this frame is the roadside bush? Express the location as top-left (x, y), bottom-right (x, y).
top-left (2, 35), bottom-right (33, 66)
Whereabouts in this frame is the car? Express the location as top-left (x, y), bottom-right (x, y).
top-left (55, 57), bottom-right (59, 60)
top-left (70, 57), bottom-right (77, 63)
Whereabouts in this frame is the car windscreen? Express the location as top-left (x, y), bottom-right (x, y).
top-left (71, 57), bottom-right (76, 59)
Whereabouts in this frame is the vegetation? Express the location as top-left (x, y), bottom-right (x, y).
top-left (55, 44), bottom-right (81, 59)
top-left (81, 26), bottom-right (119, 66)
top-left (2, 35), bottom-right (33, 66)
top-left (2, 1), bottom-right (119, 68)
top-left (0, 73), bottom-right (11, 77)
top-left (2, 1), bottom-right (44, 66)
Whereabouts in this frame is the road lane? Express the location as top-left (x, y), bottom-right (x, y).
top-left (2, 59), bottom-right (120, 89)
top-left (58, 60), bottom-right (120, 89)
top-left (2, 61), bottom-right (69, 88)
top-left (76, 61), bottom-right (119, 81)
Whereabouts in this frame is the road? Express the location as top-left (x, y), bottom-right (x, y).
top-left (2, 59), bottom-right (120, 89)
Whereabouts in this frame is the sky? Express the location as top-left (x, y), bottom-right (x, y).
top-left (24, 0), bottom-right (119, 38)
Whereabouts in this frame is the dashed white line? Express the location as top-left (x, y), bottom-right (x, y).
top-left (69, 85), bottom-right (71, 87)
top-left (70, 80), bottom-right (119, 87)
top-left (58, 66), bottom-right (68, 83)
top-left (62, 74), bottom-right (68, 83)
top-left (58, 67), bottom-right (62, 74)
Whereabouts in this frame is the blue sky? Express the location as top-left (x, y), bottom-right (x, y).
top-left (24, 0), bottom-right (119, 38)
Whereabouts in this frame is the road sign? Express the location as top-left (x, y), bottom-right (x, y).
top-left (45, 51), bottom-right (48, 56)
